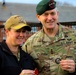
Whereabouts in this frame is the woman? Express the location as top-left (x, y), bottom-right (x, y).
top-left (0, 15), bottom-right (37, 75)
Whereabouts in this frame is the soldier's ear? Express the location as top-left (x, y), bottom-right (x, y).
top-left (57, 11), bottom-right (59, 15)
top-left (36, 14), bottom-right (41, 22)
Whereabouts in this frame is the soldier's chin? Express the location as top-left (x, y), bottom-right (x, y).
top-left (47, 27), bottom-right (55, 30)
top-left (49, 25), bottom-right (55, 29)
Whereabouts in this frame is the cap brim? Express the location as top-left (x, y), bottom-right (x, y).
top-left (11, 23), bottom-right (31, 31)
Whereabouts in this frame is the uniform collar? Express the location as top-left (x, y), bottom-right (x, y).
top-left (40, 24), bottom-right (65, 42)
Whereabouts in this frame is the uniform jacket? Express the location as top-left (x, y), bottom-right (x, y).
top-left (0, 40), bottom-right (35, 75)
top-left (22, 24), bottom-right (76, 75)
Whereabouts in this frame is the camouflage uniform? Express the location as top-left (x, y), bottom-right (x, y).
top-left (22, 24), bottom-right (76, 75)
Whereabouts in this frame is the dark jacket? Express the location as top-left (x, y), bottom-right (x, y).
top-left (0, 41), bottom-right (36, 75)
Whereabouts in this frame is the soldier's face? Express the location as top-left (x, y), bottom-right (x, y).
top-left (36, 9), bottom-right (59, 30)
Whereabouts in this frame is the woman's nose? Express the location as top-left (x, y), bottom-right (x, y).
top-left (19, 32), bottom-right (25, 36)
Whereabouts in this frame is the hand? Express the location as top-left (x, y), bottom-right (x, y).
top-left (60, 59), bottom-right (75, 73)
top-left (20, 70), bottom-right (36, 75)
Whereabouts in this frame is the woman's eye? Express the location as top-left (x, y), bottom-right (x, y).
top-left (16, 30), bottom-right (26, 33)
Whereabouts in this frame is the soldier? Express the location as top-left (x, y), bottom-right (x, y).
top-left (0, 15), bottom-right (37, 75)
top-left (22, 0), bottom-right (76, 75)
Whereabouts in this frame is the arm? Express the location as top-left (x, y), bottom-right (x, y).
top-left (20, 70), bottom-right (35, 75)
top-left (60, 59), bottom-right (76, 74)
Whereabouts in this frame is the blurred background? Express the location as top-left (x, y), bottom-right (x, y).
top-left (0, 0), bottom-right (76, 42)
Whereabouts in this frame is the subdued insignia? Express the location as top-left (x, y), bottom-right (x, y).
top-left (18, 17), bottom-right (25, 24)
top-left (50, 49), bottom-right (54, 54)
top-left (55, 58), bottom-right (61, 64)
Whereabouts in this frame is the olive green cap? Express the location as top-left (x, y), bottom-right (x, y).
top-left (5, 15), bottom-right (31, 31)
top-left (36, 0), bottom-right (56, 15)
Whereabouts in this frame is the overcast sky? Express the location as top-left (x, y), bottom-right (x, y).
top-left (0, 0), bottom-right (76, 6)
